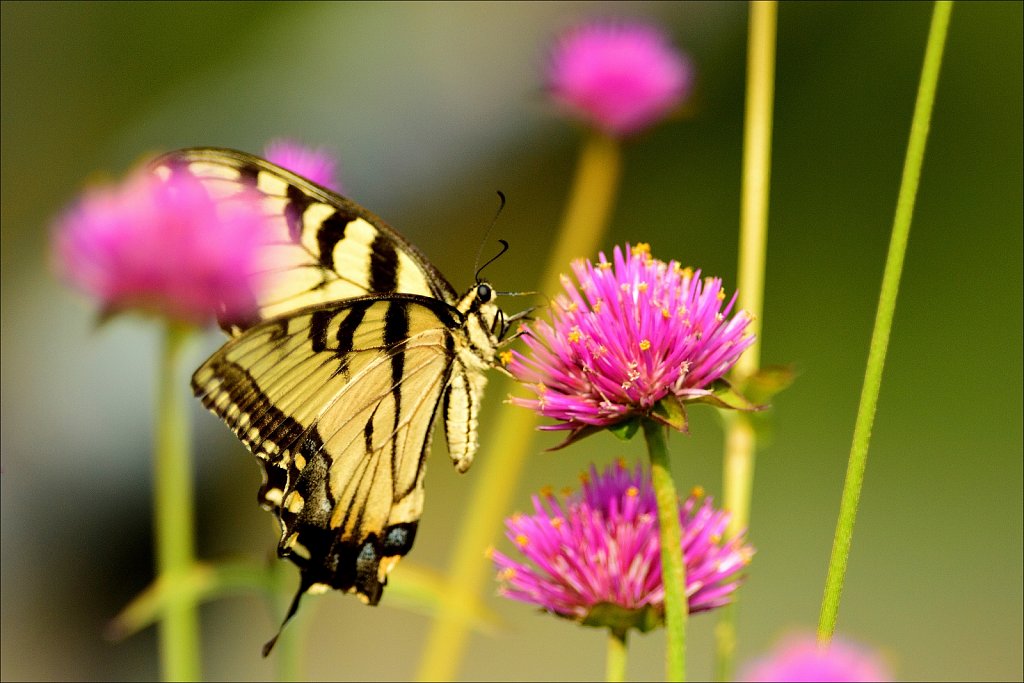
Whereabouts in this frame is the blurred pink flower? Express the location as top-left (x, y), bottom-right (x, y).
top-left (265, 139), bottom-right (341, 192)
top-left (53, 165), bottom-right (270, 326)
top-left (491, 461), bottom-right (752, 632)
top-left (741, 634), bottom-right (893, 682)
top-left (508, 243), bottom-right (754, 440)
top-left (546, 20), bottom-right (693, 137)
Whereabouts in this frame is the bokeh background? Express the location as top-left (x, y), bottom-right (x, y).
top-left (2, 2), bottom-right (1021, 681)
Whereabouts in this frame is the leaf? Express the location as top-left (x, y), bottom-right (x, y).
top-left (545, 424), bottom-right (605, 451)
top-left (582, 602), bottom-right (662, 634)
top-left (650, 395), bottom-right (688, 431)
top-left (742, 364), bottom-right (797, 405)
top-left (608, 416), bottom-right (642, 441)
top-left (688, 378), bottom-right (765, 412)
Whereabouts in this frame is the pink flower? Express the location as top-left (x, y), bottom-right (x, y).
top-left (740, 634), bottom-right (893, 682)
top-left (53, 165), bottom-right (270, 326)
top-left (509, 243), bottom-right (755, 440)
top-left (265, 139), bottom-right (341, 192)
top-left (546, 20), bottom-right (693, 137)
top-left (491, 461), bottom-right (753, 632)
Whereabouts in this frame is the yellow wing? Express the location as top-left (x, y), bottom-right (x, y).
top-left (192, 295), bottom-right (468, 607)
top-left (152, 148), bottom-right (458, 332)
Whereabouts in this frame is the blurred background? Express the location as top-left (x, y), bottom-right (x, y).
top-left (2, 1), bottom-right (1021, 680)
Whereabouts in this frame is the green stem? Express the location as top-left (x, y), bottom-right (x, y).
top-left (645, 420), bottom-right (686, 682)
top-left (606, 629), bottom-right (629, 683)
top-left (715, 2), bottom-right (777, 679)
top-left (415, 131), bottom-right (621, 681)
top-left (154, 322), bottom-right (200, 681)
top-left (817, 0), bottom-right (953, 643)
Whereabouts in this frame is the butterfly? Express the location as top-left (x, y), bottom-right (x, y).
top-left (152, 148), bottom-right (519, 655)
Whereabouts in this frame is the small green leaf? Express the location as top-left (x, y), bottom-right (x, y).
top-left (546, 424), bottom-right (605, 451)
top-left (608, 417), bottom-right (641, 441)
top-left (743, 364), bottom-right (797, 405)
top-left (651, 395), bottom-right (688, 431)
top-left (689, 379), bottom-right (764, 412)
top-left (582, 602), bottom-right (663, 634)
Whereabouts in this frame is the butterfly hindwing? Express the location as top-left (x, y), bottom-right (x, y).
top-left (192, 294), bottom-right (467, 603)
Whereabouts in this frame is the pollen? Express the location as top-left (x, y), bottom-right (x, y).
top-left (639, 339), bottom-right (651, 351)
top-left (626, 486), bottom-right (639, 498)
top-left (566, 301), bottom-right (578, 312)
top-left (679, 266), bottom-right (694, 279)
top-left (662, 307), bottom-right (672, 319)
top-left (540, 485), bottom-right (554, 497)
top-left (549, 517), bottom-right (563, 529)
top-left (593, 300), bottom-right (603, 313)
top-left (514, 534), bottom-right (529, 547)
top-left (637, 281), bottom-right (648, 293)
top-left (716, 289), bottom-right (726, 301)
top-left (499, 350), bottom-right (513, 366)
top-left (632, 242), bottom-right (651, 257)
top-left (484, 545), bottom-right (495, 559)
top-left (499, 567), bottom-right (516, 581)
top-left (690, 485), bottom-right (705, 498)
top-left (568, 328), bottom-right (582, 343)
top-left (599, 261), bottom-right (612, 270)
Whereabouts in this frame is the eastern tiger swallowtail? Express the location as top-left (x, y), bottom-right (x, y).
top-left (152, 148), bottom-right (517, 655)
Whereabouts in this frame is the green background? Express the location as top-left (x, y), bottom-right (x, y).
top-left (2, 2), bottom-right (1021, 680)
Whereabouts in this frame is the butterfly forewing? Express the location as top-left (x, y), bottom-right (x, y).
top-left (153, 148), bottom-right (457, 332)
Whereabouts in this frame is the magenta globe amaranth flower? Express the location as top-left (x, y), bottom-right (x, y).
top-left (265, 139), bottom-right (341, 192)
top-left (509, 243), bottom-right (755, 443)
top-left (53, 165), bottom-right (270, 326)
top-left (547, 21), bottom-right (693, 137)
top-left (491, 461), bottom-right (753, 633)
top-left (740, 634), bottom-right (893, 682)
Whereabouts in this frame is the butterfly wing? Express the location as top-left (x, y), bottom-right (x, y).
top-left (152, 147), bottom-right (458, 331)
top-left (192, 295), bottom-right (472, 609)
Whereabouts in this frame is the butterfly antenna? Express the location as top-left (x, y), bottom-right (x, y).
top-left (474, 191), bottom-right (508, 282)
top-left (261, 580), bottom-right (307, 657)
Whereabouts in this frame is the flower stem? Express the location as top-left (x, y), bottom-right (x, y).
top-left (644, 419), bottom-right (687, 682)
top-left (154, 322), bottom-right (200, 681)
top-left (817, 0), bottom-right (953, 644)
top-left (606, 628), bottom-right (629, 683)
top-left (415, 130), bottom-right (621, 682)
top-left (715, 2), bottom-right (776, 679)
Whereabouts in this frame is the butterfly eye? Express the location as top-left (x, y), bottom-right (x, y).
top-left (476, 283), bottom-right (493, 303)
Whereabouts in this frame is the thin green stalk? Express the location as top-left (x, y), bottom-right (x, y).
top-left (645, 420), bottom-right (687, 682)
top-left (715, 2), bottom-right (777, 679)
top-left (606, 629), bottom-right (629, 683)
top-left (415, 131), bottom-right (622, 681)
top-left (818, 0), bottom-right (953, 643)
top-left (154, 322), bottom-right (200, 681)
